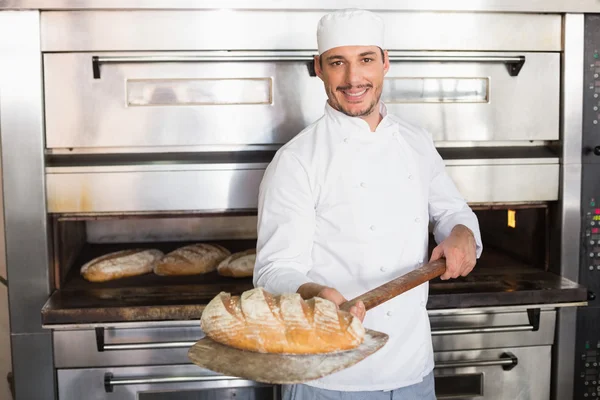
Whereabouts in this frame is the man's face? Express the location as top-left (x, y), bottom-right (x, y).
top-left (315, 45), bottom-right (389, 118)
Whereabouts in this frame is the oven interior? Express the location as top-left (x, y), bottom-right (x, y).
top-left (46, 203), bottom-right (554, 313)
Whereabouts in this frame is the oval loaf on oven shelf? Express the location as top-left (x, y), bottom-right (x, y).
top-left (200, 288), bottom-right (365, 354)
top-left (80, 249), bottom-right (164, 282)
top-left (153, 243), bottom-right (230, 276)
top-left (216, 248), bottom-right (256, 278)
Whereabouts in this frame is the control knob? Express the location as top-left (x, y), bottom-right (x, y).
top-left (594, 146), bottom-right (600, 156)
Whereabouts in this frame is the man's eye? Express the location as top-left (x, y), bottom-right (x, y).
top-left (363, 58), bottom-right (373, 63)
top-left (330, 61), bottom-right (343, 66)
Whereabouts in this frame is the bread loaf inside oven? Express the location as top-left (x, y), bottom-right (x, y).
top-left (200, 288), bottom-right (365, 354)
top-left (216, 249), bottom-right (256, 278)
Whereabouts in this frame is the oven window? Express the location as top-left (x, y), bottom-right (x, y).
top-left (139, 386), bottom-right (277, 400)
top-left (382, 77), bottom-right (489, 103)
top-left (127, 78), bottom-right (273, 107)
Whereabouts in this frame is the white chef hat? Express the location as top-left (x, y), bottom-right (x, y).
top-left (317, 9), bottom-right (384, 55)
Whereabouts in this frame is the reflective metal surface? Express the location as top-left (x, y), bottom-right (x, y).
top-left (43, 51), bottom-right (559, 150)
top-left (553, 14), bottom-right (585, 400)
top-left (45, 162), bottom-right (559, 213)
top-left (40, 11), bottom-right (561, 52)
top-left (0, 0), bottom-right (595, 12)
top-left (57, 364), bottom-right (277, 400)
top-left (434, 346), bottom-right (551, 400)
top-left (11, 333), bottom-right (55, 400)
top-left (0, 11), bottom-right (55, 399)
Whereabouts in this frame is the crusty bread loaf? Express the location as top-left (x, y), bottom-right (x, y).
top-left (200, 288), bottom-right (365, 354)
top-left (217, 249), bottom-right (256, 278)
top-left (81, 249), bottom-right (164, 282)
top-left (154, 243), bottom-right (230, 276)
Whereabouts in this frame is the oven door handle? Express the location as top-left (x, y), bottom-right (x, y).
top-left (95, 327), bottom-right (197, 351)
top-left (104, 373), bottom-right (241, 392)
top-left (431, 308), bottom-right (540, 335)
top-left (91, 53), bottom-right (525, 79)
top-left (91, 53), bottom-right (319, 79)
top-left (435, 352), bottom-right (518, 371)
top-left (386, 54), bottom-right (526, 76)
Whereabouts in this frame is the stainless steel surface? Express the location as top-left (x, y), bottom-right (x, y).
top-left (445, 164), bottom-right (559, 203)
top-left (434, 354), bottom-right (517, 369)
top-left (43, 51), bottom-right (559, 150)
top-left (0, 0), bottom-right (595, 12)
top-left (11, 333), bottom-right (55, 400)
top-left (0, 10), bottom-right (50, 334)
top-left (432, 325), bottom-right (537, 335)
top-left (553, 13), bottom-right (585, 400)
top-left (45, 162), bottom-right (560, 213)
top-left (103, 341), bottom-right (196, 351)
top-left (57, 364), bottom-right (276, 400)
top-left (46, 166), bottom-right (265, 213)
top-left (0, 11), bottom-right (55, 400)
top-left (54, 325), bottom-right (203, 368)
top-left (108, 375), bottom-right (240, 386)
top-left (40, 11), bottom-right (561, 52)
top-left (434, 346), bottom-right (551, 400)
top-left (430, 309), bottom-right (555, 352)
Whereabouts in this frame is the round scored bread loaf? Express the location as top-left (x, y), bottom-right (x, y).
top-left (200, 288), bottom-right (365, 354)
top-left (216, 249), bottom-right (256, 278)
top-left (80, 249), bottom-right (164, 282)
top-left (153, 243), bottom-right (230, 276)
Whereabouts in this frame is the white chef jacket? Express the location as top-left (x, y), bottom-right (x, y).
top-left (253, 101), bottom-right (483, 392)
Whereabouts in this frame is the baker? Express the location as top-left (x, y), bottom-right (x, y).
top-left (253, 8), bottom-right (483, 399)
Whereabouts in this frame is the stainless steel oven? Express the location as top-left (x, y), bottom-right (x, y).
top-left (0, 3), bottom-right (597, 400)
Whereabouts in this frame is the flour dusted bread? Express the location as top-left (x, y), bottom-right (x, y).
top-left (200, 288), bottom-right (365, 354)
top-left (217, 249), bottom-right (256, 278)
top-left (81, 249), bottom-right (164, 282)
top-left (154, 243), bottom-right (230, 276)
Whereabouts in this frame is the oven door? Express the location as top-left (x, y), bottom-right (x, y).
top-left (434, 346), bottom-right (550, 400)
top-left (43, 51), bottom-right (559, 151)
top-left (57, 364), bottom-right (279, 400)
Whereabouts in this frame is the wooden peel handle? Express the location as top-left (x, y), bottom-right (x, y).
top-left (339, 259), bottom-right (446, 312)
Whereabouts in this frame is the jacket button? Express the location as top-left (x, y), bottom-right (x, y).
top-left (343, 138), bottom-right (349, 143)
top-left (370, 225), bottom-right (376, 231)
top-left (408, 174), bottom-right (413, 180)
top-left (380, 266), bottom-right (386, 272)
top-left (386, 311), bottom-right (393, 317)
top-left (360, 182), bottom-right (367, 188)
top-left (415, 217), bottom-right (421, 223)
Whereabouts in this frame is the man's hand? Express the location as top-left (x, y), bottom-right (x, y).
top-left (429, 224), bottom-right (477, 280)
top-left (297, 283), bottom-right (366, 322)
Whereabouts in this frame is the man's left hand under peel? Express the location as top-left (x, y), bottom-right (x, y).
top-left (429, 224), bottom-right (477, 280)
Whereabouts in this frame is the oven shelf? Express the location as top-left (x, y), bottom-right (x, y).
top-left (41, 245), bottom-right (587, 325)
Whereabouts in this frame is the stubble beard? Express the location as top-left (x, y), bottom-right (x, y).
top-left (328, 85), bottom-right (382, 118)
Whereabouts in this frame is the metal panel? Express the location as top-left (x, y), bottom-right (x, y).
top-left (54, 325), bottom-right (203, 368)
top-left (446, 163), bottom-right (559, 203)
top-left (430, 309), bottom-right (555, 351)
top-left (553, 14), bottom-right (585, 400)
top-left (434, 346), bottom-right (551, 400)
top-left (45, 161), bottom-right (559, 213)
top-left (0, 11), bottom-right (51, 333)
top-left (0, 11), bottom-right (54, 399)
top-left (53, 309), bottom-right (555, 368)
top-left (43, 52), bottom-right (559, 150)
top-left (11, 333), bottom-right (55, 400)
top-left (57, 364), bottom-right (276, 400)
top-left (40, 11), bottom-right (561, 52)
top-left (45, 165), bottom-right (266, 213)
top-left (0, 0), bottom-right (594, 12)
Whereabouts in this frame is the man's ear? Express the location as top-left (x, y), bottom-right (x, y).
top-left (383, 50), bottom-right (390, 76)
top-left (314, 55), bottom-right (324, 81)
